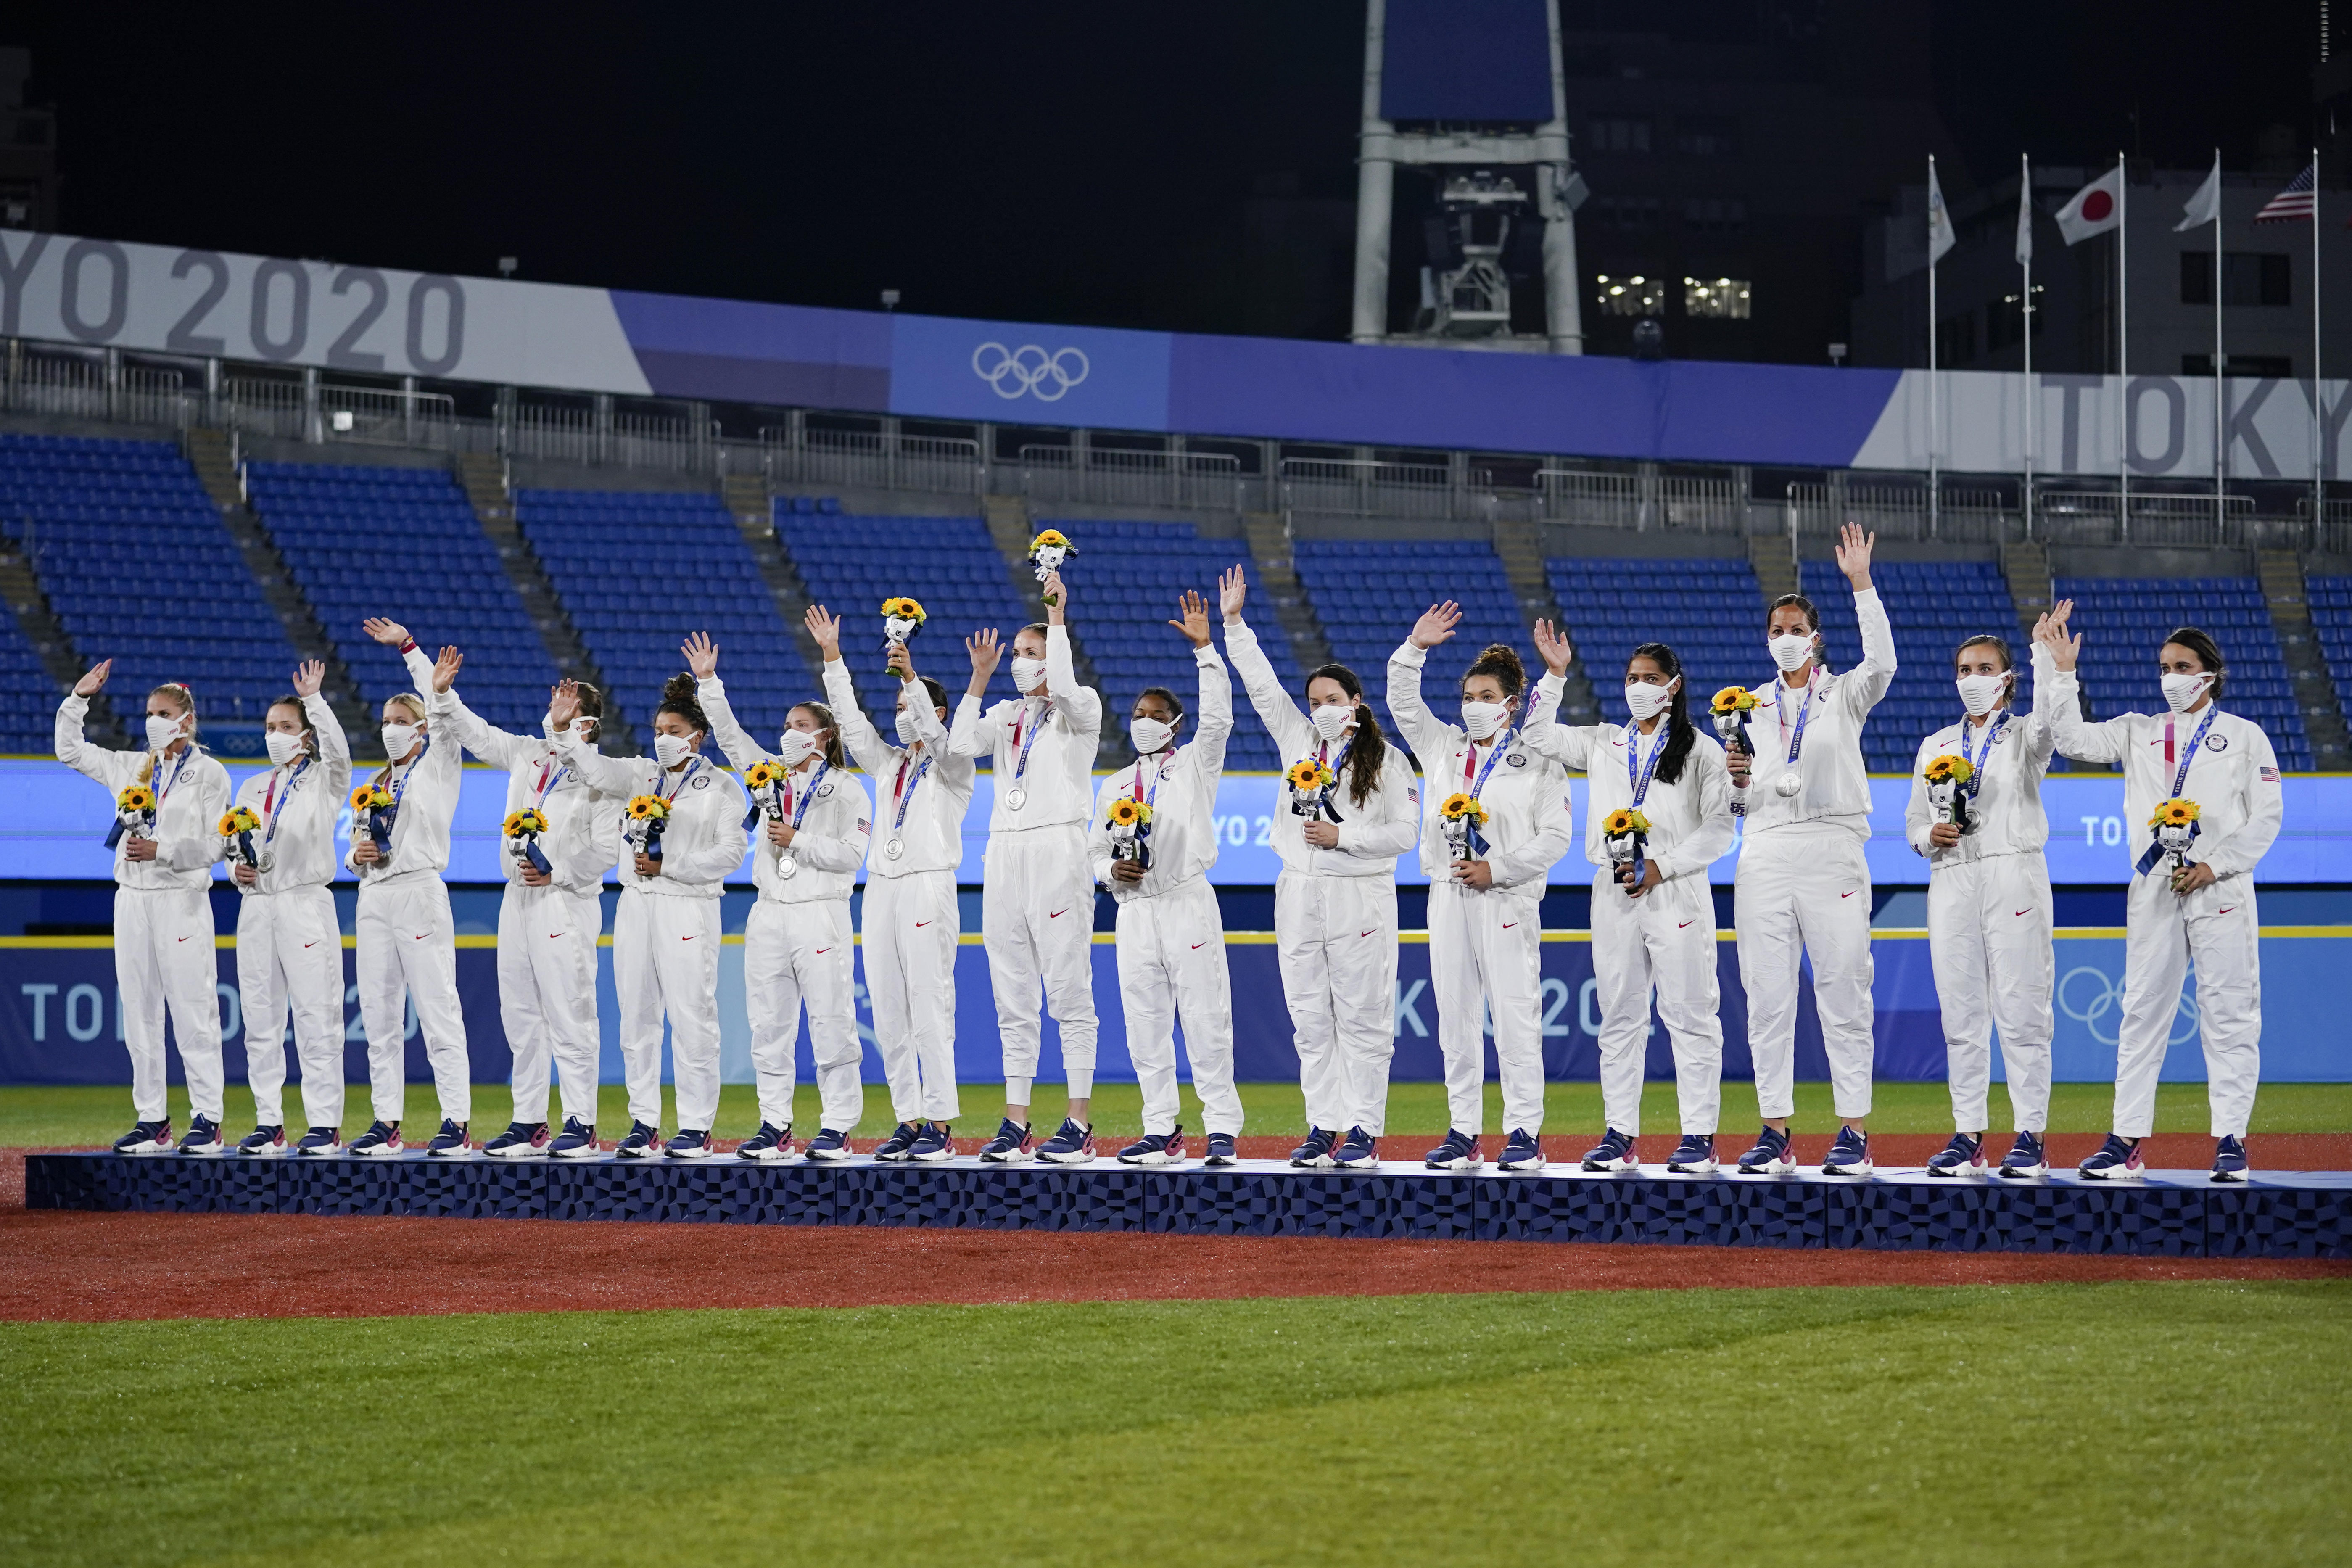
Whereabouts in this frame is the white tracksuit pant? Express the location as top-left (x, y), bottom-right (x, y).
top-left (355, 876), bottom-right (472, 1127)
top-left (116, 885), bottom-right (224, 1123)
top-left (1274, 870), bottom-right (1397, 1136)
top-left (1428, 881), bottom-right (1544, 1136)
top-left (1117, 878), bottom-right (1241, 1137)
top-left (1590, 868), bottom-right (1721, 1137)
top-left (234, 886), bottom-right (344, 1132)
top-left (982, 824), bottom-right (1098, 1082)
top-left (744, 898), bottom-right (863, 1135)
top-left (1737, 830), bottom-right (1875, 1122)
top-left (2116, 874), bottom-right (2261, 1139)
top-left (496, 884), bottom-right (602, 1130)
top-left (864, 871), bottom-right (960, 1123)
top-left (612, 890), bottom-right (723, 1132)
top-left (1927, 853), bottom-right (2053, 1135)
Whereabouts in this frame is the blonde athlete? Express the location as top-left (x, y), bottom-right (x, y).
top-left (58, 663), bottom-right (231, 1154)
top-left (224, 661), bottom-right (351, 1156)
top-left (687, 630), bottom-right (874, 1162)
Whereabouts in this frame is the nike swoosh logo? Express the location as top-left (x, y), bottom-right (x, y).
top-left (549, 932), bottom-right (565, 939)
top-left (1359, 929), bottom-right (1375, 938)
top-left (1049, 908), bottom-right (1069, 919)
top-left (1501, 922), bottom-right (1518, 929)
top-left (413, 933), bottom-right (428, 940)
top-left (303, 941), bottom-right (320, 949)
top-left (1840, 890), bottom-right (1856, 899)
top-left (1679, 919), bottom-right (1695, 929)
top-left (680, 934), bottom-right (697, 942)
top-left (916, 921), bottom-right (932, 928)
top-left (2014, 909), bottom-right (2030, 918)
top-left (176, 936), bottom-right (190, 942)
top-left (816, 947), bottom-right (833, 955)
top-left (1192, 941), bottom-right (1207, 949)
top-left (2218, 906), bottom-right (2236, 915)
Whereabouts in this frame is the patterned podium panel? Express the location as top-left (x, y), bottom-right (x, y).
top-left (24, 1155), bottom-right (2352, 1258)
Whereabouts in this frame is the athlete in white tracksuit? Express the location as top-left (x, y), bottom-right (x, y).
top-left (1727, 524), bottom-right (1893, 1177)
top-left (1388, 607), bottom-right (1575, 1172)
top-left (1225, 596), bottom-right (1419, 1169)
top-left (1084, 586), bottom-right (1238, 1163)
top-left (1524, 633), bottom-right (1734, 1174)
top-left (554, 676), bottom-right (749, 1159)
top-left (950, 571), bottom-right (1104, 1161)
top-left (692, 633), bottom-right (874, 1161)
top-left (2035, 605), bottom-right (2282, 1181)
top-left (429, 670), bottom-right (620, 1159)
top-left (345, 625), bottom-right (473, 1156)
top-left (223, 665), bottom-right (350, 1156)
top-left (1903, 636), bottom-right (2057, 1180)
top-left (57, 665), bottom-right (232, 1154)
top-left (815, 609), bottom-right (974, 1158)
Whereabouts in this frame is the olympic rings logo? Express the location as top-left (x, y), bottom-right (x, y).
top-left (2056, 965), bottom-right (2199, 1048)
top-left (971, 342), bottom-right (1090, 402)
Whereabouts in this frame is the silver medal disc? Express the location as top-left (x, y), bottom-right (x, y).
top-left (884, 837), bottom-right (905, 860)
top-left (1004, 787), bottom-right (1027, 811)
top-left (776, 853), bottom-right (798, 878)
top-left (1774, 770), bottom-right (1804, 798)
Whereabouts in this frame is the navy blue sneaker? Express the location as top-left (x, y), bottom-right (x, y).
top-left (802, 1127), bottom-right (853, 1162)
top-left (483, 1121), bottom-right (548, 1160)
top-left (909, 1122), bottom-right (956, 1162)
top-left (1666, 1133), bottom-right (1716, 1174)
top-left (232, 1125), bottom-right (286, 1158)
top-left (1118, 1127), bottom-right (1186, 1165)
top-left (2211, 1135), bottom-right (2251, 1184)
top-left (425, 1119), bottom-right (473, 1158)
top-left (1925, 1132), bottom-right (1985, 1178)
top-left (872, 1121), bottom-right (923, 1162)
top-left (348, 1120), bottom-right (404, 1157)
top-left (1202, 1132), bottom-right (1238, 1167)
top-left (1581, 1128), bottom-right (1638, 1173)
top-left (1288, 1127), bottom-right (1339, 1168)
top-left (1997, 1131), bottom-right (2048, 1179)
top-left (1331, 1127), bottom-right (1380, 1169)
top-left (177, 1114), bottom-right (226, 1155)
top-left (112, 1118), bottom-right (171, 1155)
top-left (664, 1128), bottom-right (714, 1160)
top-left (293, 1126), bottom-right (343, 1157)
top-left (548, 1117), bottom-right (599, 1159)
top-left (612, 1120), bottom-right (662, 1159)
top-left (1735, 1125), bottom-right (1794, 1175)
top-left (977, 1118), bottom-right (1034, 1163)
top-left (737, 1122), bottom-right (795, 1162)
top-left (2078, 1134), bottom-right (2144, 1181)
top-left (1035, 1118), bottom-right (1096, 1164)
top-left (1498, 1128), bottom-right (1546, 1172)
top-left (1424, 1129), bottom-right (1481, 1171)
top-left (1821, 1125), bottom-right (1871, 1177)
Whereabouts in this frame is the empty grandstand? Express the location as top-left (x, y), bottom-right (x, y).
top-left (0, 603), bottom-right (56, 755)
top-left (1293, 539), bottom-right (1526, 757)
top-left (2311, 575), bottom-right (2352, 744)
top-left (1546, 556), bottom-right (1763, 726)
top-left (1799, 560), bottom-right (2033, 774)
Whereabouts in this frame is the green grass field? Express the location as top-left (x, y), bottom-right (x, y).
top-left (1, 1282), bottom-right (2345, 1565)
top-left (7, 1080), bottom-right (2351, 1148)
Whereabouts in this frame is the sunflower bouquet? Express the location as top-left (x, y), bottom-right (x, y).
top-left (504, 806), bottom-right (553, 877)
top-left (1600, 805), bottom-right (1652, 887)
top-left (1437, 791), bottom-right (1490, 859)
top-left (624, 793), bottom-right (671, 863)
top-left (1709, 686), bottom-right (1759, 755)
top-left (1028, 529), bottom-right (1076, 604)
top-left (1104, 791), bottom-right (1153, 869)
top-left (219, 804), bottom-right (264, 870)
top-left (2141, 797), bottom-right (2202, 883)
top-left (1285, 755), bottom-right (1338, 820)
top-left (1923, 753), bottom-right (1975, 832)
top-left (350, 782), bottom-right (397, 854)
top-left (104, 782), bottom-right (157, 850)
top-left (744, 759), bottom-right (788, 829)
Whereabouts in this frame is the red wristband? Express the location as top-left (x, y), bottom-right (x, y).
top-left (399, 638), bottom-right (417, 655)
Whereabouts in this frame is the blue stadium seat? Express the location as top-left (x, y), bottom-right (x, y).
top-left (1800, 560), bottom-right (2030, 775)
top-left (1546, 555), bottom-right (1768, 740)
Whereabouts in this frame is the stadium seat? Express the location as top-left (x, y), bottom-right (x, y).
top-left (1546, 554), bottom-right (1767, 738)
top-left (0, 599), bottom-right (59, 755)
top-left (1800, 560), bottom-right (2033, 775)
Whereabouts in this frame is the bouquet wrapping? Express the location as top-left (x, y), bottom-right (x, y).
top-left (624, 794), bottom-right (671, 863)
top-left (1028, 529), bottom-right (1076, 604)
top-left (1922, 754), bottom-right (1974, 835)
top-left (219, 805), bottom-right (264, 871)
top-left (503, 806), bottom-right (552, 877)
top-left (104, 783), bottom-right (156, 850)
top-left (1285, 757), bottom-right (1337, 822)
top-left (1437, 792), bottom-right (1490, 860)
top-left (1104, 793), bottom-right (1153, 869)
top-left (2138, 797), bottom-right (2202, 880)
top-left (350, 783), bottom-right (396, 854)
top-left (1601, 806), bottom-right (1651, 887)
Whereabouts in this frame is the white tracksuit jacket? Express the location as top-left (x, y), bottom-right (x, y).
top-left (2039, 663), bottom-right (2283, 1140)
top-left (1526, 680), bottom-right (1736, 1138)
top-left (1388, 641), bottom-right (1576, 1138)
top-left (702, 675), bottom-right (874, 1137)
top-left (826, 659), bottom-right (975, 1125)
top-left (55, 695), bottom-right (232, 1126)
top-left (1084, 644), bottom-right (1239, 1138)
top-left (1227, 618), bottom-right (1420, 1137)
top-left (950, 624), bottom-right (1104, 1092)
top-left (1732, 586), bottom-right (1895, 1122)
top-left (1903, 670), bottom-right (2058, 1137)
top-left (224, 692), bottom-right (351, 1135)
top-left (432, 688), bottom-right (620, 1133)
top-left (557, 731), bottom-right (749, 1135)
top-left (344, 646), bottom-right (471, 1129)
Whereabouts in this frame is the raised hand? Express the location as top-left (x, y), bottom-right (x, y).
top-left (1219, 564), bottom-right (1247, 621)
top-left (1169, 589), bottom-right (1212, 648)
top-left (1040, 570), bottom-right (1070, 623)
top-left (291, 659), bottom-right (325, 699)
top-left (362, 617), bottom-right (410, 648)
top-left (804, 605), bottom-right (842, 661)
top-left (2033, 598), bottom-right (2080, 673)
top-left (1409, 601), bottom-right (1462, 651)
top-left (1532, 618), bottom-right (1574, 677)
top-left (1835, 522), bottom-right (1876, 590)
top-left (683, 631), bottom-right (719, 681)
top-left (548, 679), bottom-right (581, 731)
top-left (73, 658), bottom-right (112, 697)
top-left (966, 627), bottom-right (1003, 679)
top-left (431, 647), bottom-right (462, 694)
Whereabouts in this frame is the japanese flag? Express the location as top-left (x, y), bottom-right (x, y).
top-left (2055, 167), bottom-right (2123, 245)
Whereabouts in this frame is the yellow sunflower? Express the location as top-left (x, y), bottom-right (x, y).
top-left (504, 808), bottom-right (550, 837)
top-left (2151, 798), bottom-right (2201, 829)
top-left (117, 784), bottom-right (155, 813)
top-left (746, 760), bottom-right (783, 790)
top-left (1602, 808), bottom-right (1651, 838)
top-left (1438, 792), bottom-right (1488, 824)
top-left (626, 795), bottom-right (671, 822)
top-left (880, 597), bottom-right (927, 623)
top-left (1286, 758), bottom-right (1335, 792)
top-left (1711, 687), bottom-right (1759, 715)
top-left (218, 806), bottom-right (262, 836)
top-left (1029, 529), bottom-right (1076, 555)
top-left (1923, 754), bottom-right (1974, 785)
top-left (350, 784), bottom-right (392, 812)
top-left (1106, 796), bottom-right (1152, 827)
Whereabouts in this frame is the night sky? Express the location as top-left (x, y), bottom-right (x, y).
top-left (8, 0), bottom-right (2332, 335)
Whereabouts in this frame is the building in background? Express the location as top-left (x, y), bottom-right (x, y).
top-left (0, 49), bottom-right (57, 232)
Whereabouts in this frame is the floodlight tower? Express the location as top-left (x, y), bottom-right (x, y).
top-left (1349, 0), bottom-right (1585, 353)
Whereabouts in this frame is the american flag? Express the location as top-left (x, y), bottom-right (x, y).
top-left (2254, 162), bottom-right (2316, 223)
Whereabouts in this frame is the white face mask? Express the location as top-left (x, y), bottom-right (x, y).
top-left (145, 714), bottom-right (187, 752)
top-left (1769, 632), bottom-right (1815, 673)
top-left (1955, 672), bottom-right (2009, 718)
top-left (1310, 701), bottom-right (1355, 743)
top-left (548, 712), bottom-right (597, 751)
top-left (1461, 700), bottom-right (1510, 742)
top-left (774, 729), bottom-right (820, 768)
top-left (380, 722), bottom-right (419, 760)
top-left (264, 729), bottom-right (303, 767)
top-left (1623, 679), bottom-right (1677, 723)
top-left (654, 732), bottom-right (694, 768)
top-left (2161, 671), bottom-right (2215, 713)
top-left (1011, 655), bottom-right (1048, 694)
top-left (895, 708), bottom-right (922, 744)
top-left (1130, 715), bottom-right (1175, 755)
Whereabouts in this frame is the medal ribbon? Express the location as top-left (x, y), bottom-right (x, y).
top-left (2166, 706), bottom-right (2219, 801)
top-left (1960, 710), bottom-right (2006, 801)
top-left (262, 756), bottom-right (311, 847)
top-left (1775, 672), bottom-right (1819, 770)
top-left (1625, 723), bottom-right (1667, 809)
top-left (891, 755), bottom-right (933, 839)
top-left (1010, 697), bottom-right (1051, 787)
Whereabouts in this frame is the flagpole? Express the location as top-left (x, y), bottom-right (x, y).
top-left (2118, 150), bottom-right (2130, 544)
top-left (2214, 149), bottom-right (2225, 540)
top-left (2022, 152), bottom-right (2036, 541)
top-left (1929, 153), bottom-right (1941, 541)
top-left (2316, 147), bottom-right (2326, 548)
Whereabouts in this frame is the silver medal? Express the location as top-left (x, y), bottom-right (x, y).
top-left (1004, 787), bottom-right (1027, 811)
top-left (884, 837), bottom-right (905, 860)
top-left (1774, 770), bottom-right (1804, 798)
top-left (776, 853), bottom-right (799, 879)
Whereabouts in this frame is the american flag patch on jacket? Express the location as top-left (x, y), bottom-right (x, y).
top-left (1407, 787), bottom-right (1419, 805)
top-left (858, 818), bottom-right (871, 833)
top-left (2260, 768), bottom-right (2280, 782)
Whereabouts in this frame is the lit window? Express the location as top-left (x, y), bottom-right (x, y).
top-left (1682, 277), bottom-right (1751, 319)
top-left (1595, 275), bottom-right (1665, 317)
